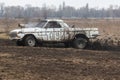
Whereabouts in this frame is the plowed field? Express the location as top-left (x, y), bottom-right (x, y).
top-left (0, 39), bottom-right (120, 80)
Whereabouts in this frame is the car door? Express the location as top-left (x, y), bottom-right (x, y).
top-left (42, 21), bottom-right (69, 41)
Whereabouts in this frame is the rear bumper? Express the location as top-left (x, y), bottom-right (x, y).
top-left (91, 34), bottom-right (100, 39)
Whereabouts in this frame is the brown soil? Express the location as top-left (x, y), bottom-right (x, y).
top-left (0, 39), bottom-right (120, 80)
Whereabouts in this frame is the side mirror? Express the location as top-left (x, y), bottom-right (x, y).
top-left (18, 23), bottom-right (25, 28)
top-left (18, 23), bottom-right (20, 27)
top-left (72, 25), bottom-right (75, 28)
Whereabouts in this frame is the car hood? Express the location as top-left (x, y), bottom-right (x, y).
top-left (10, 28), bottom-right (39, 33)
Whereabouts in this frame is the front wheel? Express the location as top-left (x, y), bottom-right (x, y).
top-left (73, 37), bottom-right (88, 49)
top-left (24, 36), bottom-right (37, 47)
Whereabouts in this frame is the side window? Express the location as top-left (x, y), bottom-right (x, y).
top-left (45, 22), bottom-right (61, 28)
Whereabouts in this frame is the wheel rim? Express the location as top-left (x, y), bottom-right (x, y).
top-left (27, 39), bottom-right (35, 47)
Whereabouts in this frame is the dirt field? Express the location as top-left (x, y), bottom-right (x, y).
top-left (0, 43), bottom-right (120, 80)
top-left (0, 19), bottom-right (120, 80)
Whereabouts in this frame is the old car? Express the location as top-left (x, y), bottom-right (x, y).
top-left (9, 19), bottom-right (99, 49)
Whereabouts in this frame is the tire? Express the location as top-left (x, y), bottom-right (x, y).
top-left (24, 36), bottom-right (36, 47)
top-left (16, 40), bottom-right (23, 46)
top-left (73, 37), bottom-right (88, 49)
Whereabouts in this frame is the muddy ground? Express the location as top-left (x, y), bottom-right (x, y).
top-left (0, 38), bottom-right (120, 80)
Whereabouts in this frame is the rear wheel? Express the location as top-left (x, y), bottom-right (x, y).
top-left (24, 36), bottom-right (36, 47)
top-left (73, 37), bottom-right (88, 49)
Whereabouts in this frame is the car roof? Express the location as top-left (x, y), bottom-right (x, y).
top-left (42, 19), bottom-right (64, 22)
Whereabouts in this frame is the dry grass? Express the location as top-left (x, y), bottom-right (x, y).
top-left (0, 19), bottom-right (120, 35)
top-left (0, 19), bottom-right (39, 32)
top-left (0, 33), bottom-right (9, 39)
top-left (64, 19), bottom-right (120, 34)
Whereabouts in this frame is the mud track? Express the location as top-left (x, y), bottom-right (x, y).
top-left (0, 39), bottom-right (120, 80)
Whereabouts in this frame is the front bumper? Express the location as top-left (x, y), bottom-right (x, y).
top-left (9, 32), bottom-right (24, 41)
top-left (9, 37), bottom-right (22, 41)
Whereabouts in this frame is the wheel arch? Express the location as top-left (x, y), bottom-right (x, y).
top-left (74, 34), bottom-right (89, 41)
top-left (22, 34), bottom-right (37, 41)
top-left (73, 34), bottom-right (89, 49)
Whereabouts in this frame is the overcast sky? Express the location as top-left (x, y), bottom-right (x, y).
top-left (0, 0), bottom-right (120, 9)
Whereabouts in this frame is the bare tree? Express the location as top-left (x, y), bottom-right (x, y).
top-left (0, 3), bottom-right (4, 18)
top-left (1, 2), bottom-right (120, 19)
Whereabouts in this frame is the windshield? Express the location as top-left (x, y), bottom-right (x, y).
top-left (36, 21), bottom-right (47, 28)
top-left (59, 22), bottom-right (69, 28)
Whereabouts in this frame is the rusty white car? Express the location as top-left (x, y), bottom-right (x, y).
top-left (9, 19), bottom-right (99, 49)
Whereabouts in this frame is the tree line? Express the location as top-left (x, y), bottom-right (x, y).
top-left (0, 2), bottom-right (120, 19)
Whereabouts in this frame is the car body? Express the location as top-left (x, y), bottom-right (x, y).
top-left (9, 19), bottom-right (99, 49)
